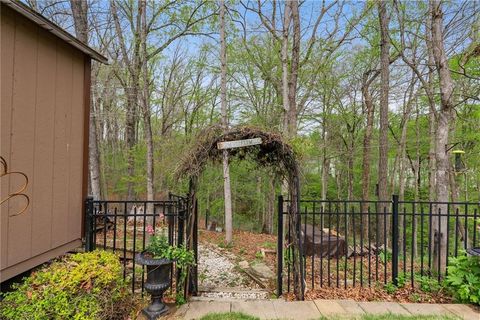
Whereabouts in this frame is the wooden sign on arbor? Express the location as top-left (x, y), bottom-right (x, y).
top-left (217, 138), bottom-right (262, 150)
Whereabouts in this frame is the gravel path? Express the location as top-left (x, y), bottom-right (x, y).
top-left (197, 243), bottom-right (257, 290)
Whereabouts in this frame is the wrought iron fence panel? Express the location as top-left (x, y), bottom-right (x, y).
top-left (84, 197), bottom-right (188, 296)
top-left (278, 196), bottom-right (479, 297)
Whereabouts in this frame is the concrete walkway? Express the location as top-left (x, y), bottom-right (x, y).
top-left (172, 299), bottom-right (479, 320)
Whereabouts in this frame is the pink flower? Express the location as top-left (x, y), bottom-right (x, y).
top-left (146, 225), bottom-right (155, 236)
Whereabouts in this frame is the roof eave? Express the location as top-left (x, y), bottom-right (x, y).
top-left (2, 0), bottom-right (108, 64)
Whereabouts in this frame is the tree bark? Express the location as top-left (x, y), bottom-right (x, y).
top-left (70, 0), bottom-right (102, 200)
top-left (220, 0), bottom-right (233, 244)
top-left (70, 0), bottom-right (88, 43)
top-left (288, 0), bottom-right (300, 138)
top-left (140, 0), bottom-right (154, 218)
top-left (413, 102), bottom-right (421, 257)
top-left (430, 0), bottom-right (455, 274)
top-left (377, 1), bottom-right (390, 246)
top-left (111, 0), bottom-right (141, 201)
top-left (361, 69), bottom-right (379, 238)
top-left (397, 75), bottom-right (416, 245)
top-left (426, 12), bottom-right (437, 203)
top-left (281, 2), bottom-right (291, 136)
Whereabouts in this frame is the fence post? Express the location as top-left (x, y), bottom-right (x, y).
top-left (392, 194), bottom-right (399, 286)
top-left (85, 196), bottom-right (94, 252)
top-left (277, 195), bottom-right (284, 297)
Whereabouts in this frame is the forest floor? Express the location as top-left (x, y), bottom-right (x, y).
top-left (198, 227), bottom-right (454, 304)
top-left (95, 221), bottom-right (455, 303)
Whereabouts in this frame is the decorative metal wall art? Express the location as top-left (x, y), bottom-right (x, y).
top-left (0, 156), bottom-right (30, 216)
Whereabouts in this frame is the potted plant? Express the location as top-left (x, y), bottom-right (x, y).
top-left (136, 225), bottom-right (194, 319)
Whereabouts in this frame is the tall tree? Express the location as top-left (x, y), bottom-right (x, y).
top-left (70, 0), bottom-right (102, 201)
top-left (430, 0), bottom-right (455, 273)
top-left (220, 0), bottom-right (233, 244)
top-left (110, 0), bottom-right (141, 201)
top-left (140, 0), bottom-right (155, 217)
top-left (377, 0), bottom-right (390, 244)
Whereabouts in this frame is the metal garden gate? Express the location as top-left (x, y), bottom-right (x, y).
top-left (84, 193), bottom-right (198, 296)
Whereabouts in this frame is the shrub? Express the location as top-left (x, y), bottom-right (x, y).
top-left (0, 250), bottom-right (134, 320)
top-left (414, 274), bottom-right (443, 293)
top-left (445, 252), bottom-right (480, 305)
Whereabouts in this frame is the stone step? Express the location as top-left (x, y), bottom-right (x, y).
top-left (193, 287), bottom-right (271, 300)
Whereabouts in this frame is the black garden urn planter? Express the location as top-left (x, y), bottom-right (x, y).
top-left (136, 252), bottom-right (173, 319)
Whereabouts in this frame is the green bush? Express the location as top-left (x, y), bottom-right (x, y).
top-left (414, 274), bottom-right (443, 293)
top-left (0, 250), bottom-right (134, 320)
top-left (445, 253), bottom-right (480, 305)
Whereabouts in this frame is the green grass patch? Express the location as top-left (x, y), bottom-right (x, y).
top-left (199, 313), bottom-right (459, 320)
top-left (199, 312), bottom-right (259, 320)
top-left (319, 315), bottom-right (459, 320)
top-left (359, 315), bottom-right (459, 320)
top-left (262, 241), bottom-right (276, 249)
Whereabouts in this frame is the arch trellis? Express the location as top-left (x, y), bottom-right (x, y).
top-left (176, 125), bottom-right (305, 300)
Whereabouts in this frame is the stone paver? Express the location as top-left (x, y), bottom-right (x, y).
top-left (357, 301), bottom-right (411, 315)
top-left (337, 300), bottom-right (366, 315)
top-left (231, 300), bottom-right (277, 319)
top-left (173, 299), bottom-right (480, 320)
top-left (400, 303), bottom-right (455, 316)
top-left (272, 300), bottom-right (320, 320)
top-left (182, 301), bottom-right (231, 320)
top-left (314, 299), bottom-right (349, 316)
top-left (442, 304), bottom-right (480, 320)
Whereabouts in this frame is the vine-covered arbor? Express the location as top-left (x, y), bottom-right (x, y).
top-left (176, 125), bottom-right (305, 299)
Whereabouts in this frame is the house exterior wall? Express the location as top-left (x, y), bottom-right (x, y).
top-left (1, 5), bottom-right (89, 281)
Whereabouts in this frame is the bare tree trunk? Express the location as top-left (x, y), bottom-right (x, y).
top-left (321, 153), bottom-right (329, 202)
top-left (321, 106), bottom-right (329, 205)
top-left (397, 75), bottom-right (416, 245)
top-left (361, 71), bottom-right (377, 238)
top-left (281, 0), bottom-right (303, 300)
top-left (256, 175), bottom-right (261, 223)
top-left (428, 112), bottom-right (436, 201)
top-left (413, 102), bottom-right (421, 257)
top-left (280, 1), bottom-right (292, 238)
top-left (70, 0), bottom-right (102, 201)
top-left (281, 2), bottom-right (291, 138)
top-left (89, 85), bottom-right (102, 200)
top-left (70, 0), bottom-right (88, 43)
top-left (377, 1), bottom-right (390, 246)
top-left (220, 0), bottom-right (233, 244)
top-left (268, 172), bottom-right (275, 234)
top-left (430, 0), bottom-right (454, 274)
top-left (111, 0), bottom-right (141, 201)
top-left (140, 0), bottom-right (154, 219)
top-left (347, 140), bottom-right (354, 201)
top-left (263, 172), bottom-right (275, 234)
top-left (288, 0), bottom-right (300, 137)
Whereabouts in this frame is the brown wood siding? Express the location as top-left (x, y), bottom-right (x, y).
top-left (1, 6), bottom-right (88, 281)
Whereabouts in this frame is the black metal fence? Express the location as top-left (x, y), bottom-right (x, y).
top-left (84, 193), bottom-right (188, 295)
top-left (277, 195), bottom-right (479, 296)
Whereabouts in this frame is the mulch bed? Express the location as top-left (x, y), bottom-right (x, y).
top-left (95, 221), bottom-right (455, 304)
top-left (200, 227), bottom-right (455, 304)
top-left (302, 286), bottom-right (453, 303)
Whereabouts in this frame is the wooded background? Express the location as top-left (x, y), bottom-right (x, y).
top-left (27, 0), bottom-right (480, 233)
